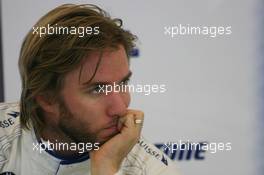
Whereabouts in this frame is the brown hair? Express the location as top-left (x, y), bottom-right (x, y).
top-left (19, 4), bottom-right (136, 133)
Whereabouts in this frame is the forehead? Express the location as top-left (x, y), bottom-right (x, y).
top-left (71, 45), bottom-right (129, 85)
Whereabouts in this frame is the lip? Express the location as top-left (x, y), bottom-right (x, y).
top-left (103, 124), bottom-right (119, 137)
top-left (105, 124), bottom-right (118, 133)
top-left (105, 125), bottom-right (118, 131)
top-left (104, 122), bottom-right (118, 129)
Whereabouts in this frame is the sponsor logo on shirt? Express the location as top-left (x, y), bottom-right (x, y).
top-left (0, 111), bottom-right (19, 128)
top-left (137, 139), bottom-right (168, 166)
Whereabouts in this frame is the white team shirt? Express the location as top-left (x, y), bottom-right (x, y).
top-left (0, 102), bottom-right (180, 175)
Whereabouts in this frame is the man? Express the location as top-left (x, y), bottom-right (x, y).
top-left (0, 4), bottom-right (180, 175)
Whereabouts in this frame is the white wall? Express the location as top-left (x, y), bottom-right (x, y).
top-left (1, 0), bottom-right (262, 175)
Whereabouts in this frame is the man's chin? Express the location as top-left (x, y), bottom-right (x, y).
top-left (97, 131), bottom-right (120, 146)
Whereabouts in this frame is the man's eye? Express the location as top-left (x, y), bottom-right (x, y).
top-left (121, 79), bottom-right (130, 85)
top-left (90, 85), bottom-right (104, 94)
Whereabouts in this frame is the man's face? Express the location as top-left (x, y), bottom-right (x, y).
top-left (55, 45), bottom-right (131, 144)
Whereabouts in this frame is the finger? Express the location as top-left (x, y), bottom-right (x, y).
top-left (126, 110), bottom-right (144, 130)
top-left (118, 110), bottom-right (144, 136)
top-left (133, 113), bottom-right (144, 133)
top-left (123, 113), bottom-right (135, 129)
top-left (117, 116), bottom-right (126, 131)
top-left (126, 111), bottom-right (144, 138)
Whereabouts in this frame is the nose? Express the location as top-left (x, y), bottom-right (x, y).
top-left (106, 91), bottom-right (130, 117)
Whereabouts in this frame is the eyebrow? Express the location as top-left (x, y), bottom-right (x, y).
top-left (82, 71), bottom-right (132, 88)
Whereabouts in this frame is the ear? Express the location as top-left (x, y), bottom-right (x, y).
top-left (35, 95), bottom-right (59, 115)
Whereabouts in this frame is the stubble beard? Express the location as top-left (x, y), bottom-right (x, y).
top-left (56, 96), bottom-right (119, 148)
top-left (57, 97), bottom-right (98, 145)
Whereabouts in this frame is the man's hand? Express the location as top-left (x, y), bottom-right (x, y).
top-left (90, 109), bottom-right (144, 175)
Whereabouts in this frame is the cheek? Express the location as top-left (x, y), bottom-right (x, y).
top-left (63, 99), bottom-right (107, 133)
top-left (63, 93), bottom-right (103, 121)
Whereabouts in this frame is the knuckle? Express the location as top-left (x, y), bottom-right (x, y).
top-left (138, 111), bottom-right (144, 117)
